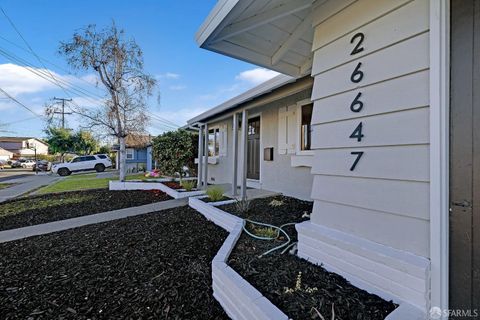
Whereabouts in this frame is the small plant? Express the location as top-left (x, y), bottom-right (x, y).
top-left (234, 197), bottom-right (250, 214)
top-left (206, 186), bottom-right (224, 202)
top-left (269, 199), bottom-right (284, 207)
top-left (252, 226), bottom-right (277, 238)
top-left (284, 272), bottom-right (318, 294)
top-left (181, 180), bottom-right (196, 191)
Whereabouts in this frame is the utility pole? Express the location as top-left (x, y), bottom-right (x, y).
top-left (53, 97), bottom-right (72, 129)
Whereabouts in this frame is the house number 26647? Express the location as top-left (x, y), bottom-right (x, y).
top-left (349, 32), bottom-right (365, 171)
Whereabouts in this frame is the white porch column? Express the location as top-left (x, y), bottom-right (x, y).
top-left (240, 109), bottom-right (248, 199)
top-left (203, 123), bottom-right (209, 189)
top-left (232, 113), bottom-right (238, 196)
top-left (197, 125), bottom-right (204, 189)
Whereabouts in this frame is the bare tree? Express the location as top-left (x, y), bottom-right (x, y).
top-left (59, 22), bottom-right (156, 181)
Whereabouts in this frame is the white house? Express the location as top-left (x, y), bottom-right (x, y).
top-left (0, 147), bottom-right (13, 161)
top-left (193, 0), bottom-right (467, 317)
top-left (0, 137), bottom-right (49, 158)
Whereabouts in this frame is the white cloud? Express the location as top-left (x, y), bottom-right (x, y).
top-left (0, 63), bottom-right (64, 96)
top-left (157, 72), bottom-right (180, 80)
top-left (168, 85), bottom-right (186, 91)
top-left (235, 68), bottom-right (280, 85)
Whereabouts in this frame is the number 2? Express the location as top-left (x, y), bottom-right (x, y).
top-left (350, 151), bottom-right (364, 171)
top-left (350, 32), bottom-right (365, 55)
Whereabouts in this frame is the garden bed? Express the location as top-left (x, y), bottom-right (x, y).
top-left (220, 196), bottom-right (397, 320)
top-left (0, 189), bottom-right (171, 231)
top-left (200, 195), bottom-right (232, 203)
top-left (0, 206), bottom-right (229, 319)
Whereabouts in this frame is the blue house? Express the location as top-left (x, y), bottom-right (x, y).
top-left (115, 135), bottom-right (154, 173)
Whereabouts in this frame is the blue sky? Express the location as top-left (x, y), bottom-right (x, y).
top-left (0, 0), bottom-right (279, 138)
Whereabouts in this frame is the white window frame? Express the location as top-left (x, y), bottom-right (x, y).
top-left (296, 98), bottom-right (315, 156)
top-left (208, 126), bottom-right (221, 157)
top-left (126, 148), bottom-right (135, 160)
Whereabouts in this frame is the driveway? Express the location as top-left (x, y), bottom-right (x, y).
top-left (0, 170), bottom-right (61, 202)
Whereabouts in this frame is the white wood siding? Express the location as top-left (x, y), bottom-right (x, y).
top-left (301, 0), bottom-right (431, 309)
top-left (309, 0), bottom-right (430, 255)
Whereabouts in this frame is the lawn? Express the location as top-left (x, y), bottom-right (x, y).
top-left (0, 206), bottom-right (229, 319)
top-left (0, 183), bottom-right (13, 190)
top-left (37, 172), bottom-right (154, 194)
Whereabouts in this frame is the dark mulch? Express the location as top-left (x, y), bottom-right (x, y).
top-left (162, 181), bottom-right (183, 189)
top-left (223, 196), bottom-right (397, 320)
top-left (200, 196), bottom-right (231, 203)
top-left (0, 189), bottom-right (171, 231)
top-left (0, 206), bottom-right (229, 320)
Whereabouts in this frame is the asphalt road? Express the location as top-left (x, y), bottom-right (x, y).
top-left (0, 169), bottom-right (61, 202)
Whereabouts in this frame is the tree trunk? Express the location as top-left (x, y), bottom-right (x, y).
top-left (119, 136), bottom-right (127, 181)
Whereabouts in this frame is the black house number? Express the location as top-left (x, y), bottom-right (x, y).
top-left (349, 33), bottom-right (366, 171)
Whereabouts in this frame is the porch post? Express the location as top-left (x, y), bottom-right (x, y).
top-left (240, 109), bottom-right (248, 199)
top-left (232, 113), bottom-right (238, 196)
top-left (197, 125), bottom-right (204, 189)
top-left (203, 123), bottom-right (209, 189)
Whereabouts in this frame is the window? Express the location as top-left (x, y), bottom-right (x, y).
top-left (126, 148), bottom-right (134, 160)
top-left (300, 103), bottom-right (313, 151)
top-left (208, 128), bottom-right (220, 157)
top-left (71, 157), bottom-right (82, 163)
top-left (85, 156), bottom-right (96, 161)
top-left (97, 155), bottom-right (107, 159)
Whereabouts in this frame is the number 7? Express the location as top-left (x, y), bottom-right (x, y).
top-left (350, 151), bottom-right (364, 171)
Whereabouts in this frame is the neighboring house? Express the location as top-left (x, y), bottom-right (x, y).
top-left (195, 0), bottom-right (461, 316)
top-left (0, 137), bottom-right (49, 158)
top-left (114, 135), bottom-right (153, 173)
top-left (188, 75), bottom-right (314, 200)
top-left (0, 147), bottom-right (13, 161)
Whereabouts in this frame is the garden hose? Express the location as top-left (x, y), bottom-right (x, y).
top-left (243, 219), bottom-right (297, 257)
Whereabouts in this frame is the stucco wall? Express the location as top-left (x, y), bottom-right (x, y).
top-left (205, 89), bottom-right (314, 200)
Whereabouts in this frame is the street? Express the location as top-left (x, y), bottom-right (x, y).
top-left (0, 168), bottom-right (61, 202)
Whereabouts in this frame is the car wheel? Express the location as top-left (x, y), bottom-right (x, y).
top-left (58, 168), bottom-right (71, 176)
top-left (94, 164), bottom-right (105, 173)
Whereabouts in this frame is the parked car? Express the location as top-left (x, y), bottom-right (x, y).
top-left (0, 160), bottom-right (6, 170)
top-left (52, 154), bottom-right (112, 176)
top-left (21, 160), bottom-right (36, 168)
top-left (10, 159), bottom-right (24, 168)
top-left (33, 160), bottom-right (51, 172)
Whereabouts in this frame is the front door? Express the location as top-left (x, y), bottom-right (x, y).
top-left (450, 0), bottom-right (480, 312)
top-left (247, 116), bottom-right (260, 180)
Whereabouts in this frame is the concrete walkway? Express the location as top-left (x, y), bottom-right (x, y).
top-left (0, 174), bottom-right (61, 202)
top-left (0, 198), bottom-right (188, 243)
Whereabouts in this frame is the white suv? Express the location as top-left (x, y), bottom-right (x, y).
top-left (52, 154), bottom-right (112, 176)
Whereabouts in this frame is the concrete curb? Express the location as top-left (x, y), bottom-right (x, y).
top-left (0, 198), bottom-right (187, 243)
top-left (189, 197), bottom-right (289, 320)
top-left (109, 180), bottom-right (205, 199)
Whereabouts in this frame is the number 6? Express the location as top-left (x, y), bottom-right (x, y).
top-left (350, 62), bottom-right (364, 83)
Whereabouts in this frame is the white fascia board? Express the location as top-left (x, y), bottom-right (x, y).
top-left (195, 0), bottom-right (241, 46)
top-left (187, 74), bottom-right (295, 125)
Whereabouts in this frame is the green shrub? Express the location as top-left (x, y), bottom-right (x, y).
top-left (252, 226), bottom-right (277, 238)
top-left (181, 180), bottom-right (196, 191)
top-left (234, 197), bottom-right (250, 214)
top-left (206, 186), bottom-right (224, 202)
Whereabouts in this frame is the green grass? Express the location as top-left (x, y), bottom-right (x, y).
top-left (37, 172), bottom-right (162, 194)
top-left (0, 195), bottom-right (94, 218)
top-left (0, 183), bottom-right (13, 190)
top-left (38, 177), bottom-right (113, 194)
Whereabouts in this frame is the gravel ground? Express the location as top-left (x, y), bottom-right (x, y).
top-left (0, 206), bottom-right (229, 319)
top-left (0, 189), bottom-right (171, 231)
top-left (223, 196), bottom-right (397, 320)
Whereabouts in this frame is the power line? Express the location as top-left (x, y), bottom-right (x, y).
top-left (0, 87), bottom-right (44, 119)
top-left (52, 97), bottom-right (73, 128)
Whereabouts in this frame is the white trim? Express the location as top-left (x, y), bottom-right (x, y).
top-left (429, 0), bottom-right (450, 314)
top-left (295, 98), bottom-right (314, 155)
top-left (247, 112), bottom-right (262, 183)
top-left (126, 148), bottom-right (135, 160)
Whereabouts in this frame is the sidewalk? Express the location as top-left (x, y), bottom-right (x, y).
top-left (0, 174), bottom-right (61, 202)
